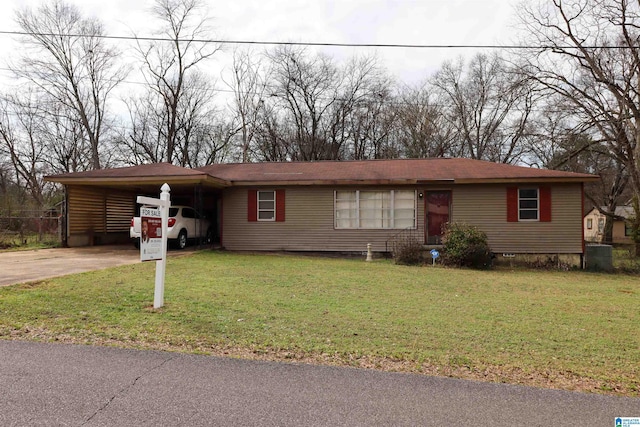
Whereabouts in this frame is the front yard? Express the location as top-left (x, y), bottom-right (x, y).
top-left (0, 251), bottom-right (638, 396)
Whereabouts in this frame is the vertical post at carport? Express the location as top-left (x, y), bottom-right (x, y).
top-left (195, 183), bottom-right (203, 248)
top-left (62, 185), bottom-right (68, 247)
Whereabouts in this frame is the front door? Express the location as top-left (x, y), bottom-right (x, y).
top-left (426, 191), bottom-right (451, 245)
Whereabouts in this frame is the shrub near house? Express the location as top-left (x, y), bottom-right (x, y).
top-left (441, 223), bottom-right (492, 269)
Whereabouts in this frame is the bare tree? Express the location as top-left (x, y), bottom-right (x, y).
top-left (187, 116), bottom-right (237, 166)
top-left (0, 95), bottom-right (51, 208)
top-left (131, 0), bottom-right (220, 166)
top-left (226, 48), bottom-right (271, 162)
top-left (119, 92), bottom-right (168, 165)
top-left (431, 53), bottom-right (536, 164)
top-left (0, 155), bottom-right (12, 212)
top-left (262, 47), bottom-right (394, 161)
top-left (547, 130), bottom-right (630, 243)
top-left (518, 0), bottom-right (640, 253)
top-left (252, 100), bottom-right (290, 162)
top-left (265, 46), bottom-right (341, 161)
top-left (328, 55), bottom-right (393, 160)
top-left (14, 0), bottom-right (126, 170)
top-left (347, 85), bottom-right (397, 160)
top-left (392, 82), bottom-right (456, 158)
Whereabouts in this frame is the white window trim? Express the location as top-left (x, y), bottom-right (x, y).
top-left (334, 190), bottom-right (417, 230)
top-left (257, 190), bottom-right (276, 222)
top-left (518, 187), bottom-right (539, 222)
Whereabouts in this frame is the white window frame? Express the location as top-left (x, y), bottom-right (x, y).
top-left (518, 188), bottom-right (539, 221)
top-left (334, 190), bottom-right (417, 229)
top-left (257, 190), bottom-right (276, 221)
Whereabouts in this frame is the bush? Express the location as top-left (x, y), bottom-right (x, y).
top-left (441, 223), bottom-right (492, 269)
top-left (391, 234), bottom-right (425, 265)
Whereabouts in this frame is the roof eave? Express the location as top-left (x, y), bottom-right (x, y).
top-left (226, 177), bottom-right (597, 186)
top-left (454, 177), bottom-right (599, 184)
top-left (228, 178), bottom-right (440, 186)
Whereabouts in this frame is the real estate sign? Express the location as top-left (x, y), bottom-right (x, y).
top-left (137, 184), bottom-right (171, 309)
top-left (140, 207), bottom-right (162, 262)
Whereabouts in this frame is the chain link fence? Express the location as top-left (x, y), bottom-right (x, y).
top-left (0, 210), bottom-right (62, 249)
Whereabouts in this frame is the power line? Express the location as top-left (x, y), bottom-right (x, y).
top-left (0, 30), bottom-right (633, 50)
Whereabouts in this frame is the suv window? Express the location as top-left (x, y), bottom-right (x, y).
top-left (169, 208), bottom-right (179, 217)
top-left (182, 208), bottom-right (196, 219)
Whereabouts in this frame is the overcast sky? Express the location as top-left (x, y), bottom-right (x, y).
top-left (0, 0), bottom-right (521, 86)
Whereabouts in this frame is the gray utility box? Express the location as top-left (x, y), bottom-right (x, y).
top-left (584, 244), bottom-right (613, 272)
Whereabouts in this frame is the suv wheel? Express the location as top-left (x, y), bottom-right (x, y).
top-left (177, 230), bottom-right (188, 249)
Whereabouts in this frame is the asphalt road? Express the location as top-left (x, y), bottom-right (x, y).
top-left (0, 341), bottom-right (638, 426)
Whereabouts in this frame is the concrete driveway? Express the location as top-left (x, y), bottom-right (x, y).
top-left (0, 245), bottom-right (188, 287)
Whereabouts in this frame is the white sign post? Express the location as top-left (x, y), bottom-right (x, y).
top-left (137, 183), bottom-right (171, 309)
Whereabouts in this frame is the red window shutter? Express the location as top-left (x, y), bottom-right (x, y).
top-left (275, 189), bottom-right (285, 222)
top-left (540, 186), bottom-right (552, 222)
top-left (248, 190), bottom-right (257, 222)
top-left (506, 187), bottom-right (518, 222)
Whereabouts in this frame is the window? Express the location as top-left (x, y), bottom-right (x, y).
top-left (586, 218), bottom-right (593, 229)
top-left (334, 190), bottom-right (416, 229)
top-left (625, 222), bottom-right (633, 237)
top-left (181, 208), bottom-right (196, 219)
top-left (248, 189), bottom-right (285, 222)
top-left (518, 188), bottom-right (539, 221)
top-left (258, 191), bottom-right (275, 221)
top-left (506, 186), bottom-right (551, 223)
top-left (597, 218), bottom-right (604, 232)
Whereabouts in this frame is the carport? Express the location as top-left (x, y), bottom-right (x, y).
top-left (45, 163), bottom-right (229, 247)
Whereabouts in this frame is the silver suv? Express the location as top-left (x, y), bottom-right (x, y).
top-left (130, 205), bottom-right (212, 249)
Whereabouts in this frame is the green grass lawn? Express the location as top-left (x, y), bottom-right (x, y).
top-left (0, 251), bottom-right (638, 396)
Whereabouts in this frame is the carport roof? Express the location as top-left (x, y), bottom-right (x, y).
top-left (45, 163), bottom-right (229, 189)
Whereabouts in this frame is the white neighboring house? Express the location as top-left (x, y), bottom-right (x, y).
top-left (584, 206), bottom-right (634, 245)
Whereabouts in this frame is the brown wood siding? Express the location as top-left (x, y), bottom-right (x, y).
top-left (67, 186), bottom-right (135, 236)
top-left (106, 192), bottom-right (136, 232)
top-left (222, 186), bottom-right (425, 252)
top-left (452, 183), bottom-right (583, 254)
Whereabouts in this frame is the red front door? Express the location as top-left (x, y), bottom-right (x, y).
top-left (426, 191), bottom-right (451, 245)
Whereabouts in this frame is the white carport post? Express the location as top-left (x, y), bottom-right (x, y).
top-left (137, 183), bottom-right (171, 309)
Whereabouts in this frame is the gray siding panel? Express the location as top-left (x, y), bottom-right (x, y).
top-left (222, 183), bottom-right (584, 254)
top-left (451, 184), bottom-right (583, 254)
top-left (222, 186), bottom-right (425, 252)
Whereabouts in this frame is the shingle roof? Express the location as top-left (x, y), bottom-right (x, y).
top-left (196, 158), bottom-right (597, 185)
top-left (593, 206), bottom-right (635, 219)
top-left (46, 158), bottom-right (598, 187)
